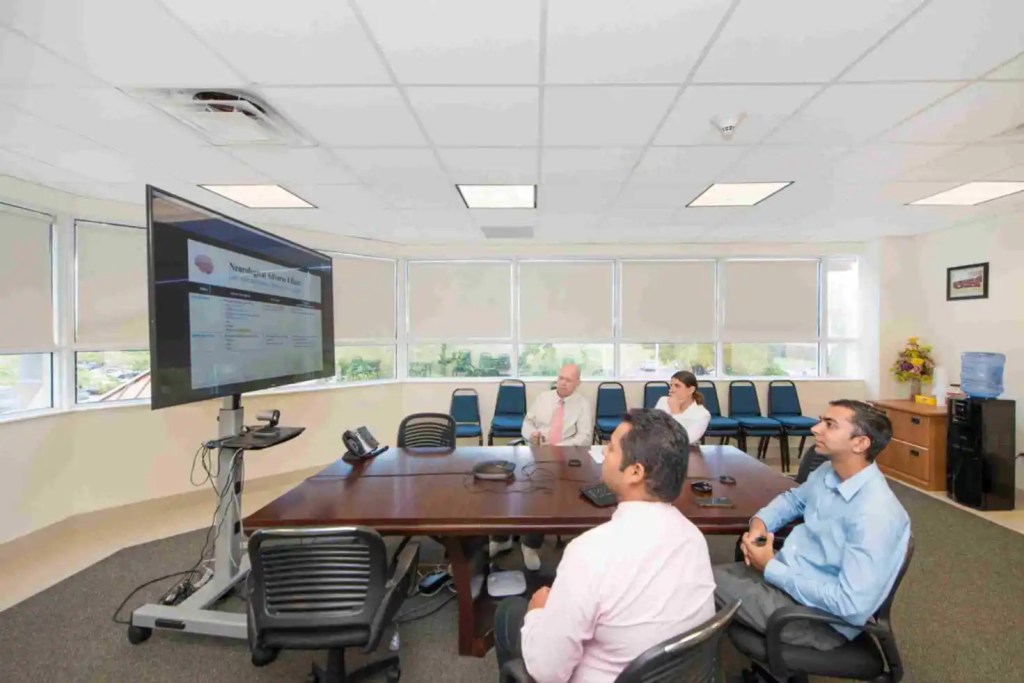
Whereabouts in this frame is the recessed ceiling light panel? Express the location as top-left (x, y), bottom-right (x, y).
top-left (909, 181), bottom-right (1024, 206)
top-left (457, 184), bottom-right (536, 209)
top-left (200, 184), bottom-right (314, 208)
top-left (687, 182), bottom-right (792, 207)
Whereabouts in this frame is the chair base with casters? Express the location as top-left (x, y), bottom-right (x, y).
top-left (729, 538), bottom-right (914, 683)
top-left (251, 643), bottom-right (400, 683)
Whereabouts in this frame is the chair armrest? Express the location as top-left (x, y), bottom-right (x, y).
top-left (500, 658), bottom-right (535, 683)
top-left (764, 605), bottom-right (857, 678)
top-left (366, 541), bottom-right (420, 652)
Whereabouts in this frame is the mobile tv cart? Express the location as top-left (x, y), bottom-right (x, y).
top-left (127, 395), bottom-right (303, 644)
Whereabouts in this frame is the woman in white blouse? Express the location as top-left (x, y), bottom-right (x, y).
top-left (654, 370), bottom-right (712, 444)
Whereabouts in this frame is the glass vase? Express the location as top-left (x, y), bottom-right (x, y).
top-left (908, 378), bottom-right (921, 398)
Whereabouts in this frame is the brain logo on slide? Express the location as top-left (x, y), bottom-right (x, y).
top-left (194, 254), bottom-right (214, 274)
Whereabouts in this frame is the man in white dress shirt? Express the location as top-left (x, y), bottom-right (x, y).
top-left (494, 409), bottom-right (716, 683)
top-left (491, 363), bottom-right (594, 570)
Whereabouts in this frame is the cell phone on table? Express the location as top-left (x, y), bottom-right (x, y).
top-left (695, 496), bottom-right (734, 508)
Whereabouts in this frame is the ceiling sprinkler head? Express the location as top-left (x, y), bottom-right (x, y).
top-left (712, 114), bottom-right (745, 140)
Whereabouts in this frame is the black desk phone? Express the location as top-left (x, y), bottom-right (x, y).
top-left (343, 426), bottom-right (385, 458)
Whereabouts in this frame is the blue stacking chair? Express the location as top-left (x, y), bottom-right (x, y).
top-left (594, 382), bottom-right (628, 444)
top-left (488, 379), bottom-right (527, 445)
top-left (450, 388), bottom-right (483, 445)
top-left (728, 381), bottom-right (788, 470)
top-left (643, 381), bottom-right (670, 410)
top-left (768, 380), bottom-right (819, 462)
top-left (698, 381), bottom-right (740, 446)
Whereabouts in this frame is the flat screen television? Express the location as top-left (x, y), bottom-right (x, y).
top-left (146, 186), bottom-right (335, 410)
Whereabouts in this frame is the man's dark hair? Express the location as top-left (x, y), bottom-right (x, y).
top-left (829, 399), bottom-right (893, 461)
top-left (619, 408), bottom-right (690, 501)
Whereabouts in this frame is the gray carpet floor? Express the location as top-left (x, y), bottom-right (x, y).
top-left (1, 481), bottom-right (1022, 682)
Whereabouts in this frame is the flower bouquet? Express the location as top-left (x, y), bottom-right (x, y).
top-left (890, 337), bottom-right (935, 397)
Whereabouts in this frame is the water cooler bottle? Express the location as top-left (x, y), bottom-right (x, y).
top-left (946, 398), bottom-right (1016, 510)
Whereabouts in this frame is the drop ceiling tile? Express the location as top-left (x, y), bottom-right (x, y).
top-left (769, 82), bottom-right (962, 144)
top-left (901, 144), bottom-right (1024, 182)
top-left (332, 148), bottom-right (446, 185)
top-left (0, 0), bottom-right (244, 87)
top-left (370, 178), bottom-right (462, 209)
top-left (438, 148), bottom-right (537, 183)
top-left (0, 27), bottom-right (102, 86)
top-left (541, 182), bottom-right (620, 211)
top-left (723, 146), bottom-right (844, 182)
top-left (160, 0), bottom-right (390, 85)
top-left (600, 207), bottom-right (680, 228)
top-left (541, 148), bottom-right (643, 185)
top-left (160, 146), bottom-right (272, 184)
top-left (846, 0), bottom-right (1024, 81)
top-left (886, 82), bottom-right (1024, 143)
top-left (288, 184), bottom-right (389, 212)
top-left (694, 0), bottom-right (924, 83)
top-left (0, 148), bottom-right (92, 184)
top-left (468, 208), bottom-right (536, 227)
top-left (831, 143), bottom-right (960, 181)
top-left (614, 182), bottom-right (697, 208)
top-left (630, 146), bottom-right (747, 184)
top-left (50, 181), bottom-right (145, 203)
top-left (265, 87), bottom-right (427, 147)
top-left (354, 0), bottom-right (541, 84)
top-left (406, 87), bottom-right (538, 146)
top-left (655, 85), bottom-right (818, 145)
top-left (543, 86), bottom-right (678, 145)
top-left (991, 164), bottom-right (1024, 181)
top-left (226, 147), bottom-right (357, 184)
top-left (987, 53), bottom-right (1024, 81)
top-left (545, 0), bottom-right (731, 83)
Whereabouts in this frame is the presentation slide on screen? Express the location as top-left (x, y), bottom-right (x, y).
top-left (186, 240), bottom-right (323, 389)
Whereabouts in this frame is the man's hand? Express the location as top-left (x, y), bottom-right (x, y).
top-left (530, 431), bottom-right (544, 445)
top-left (739, 518), bottom-right (769, 565)
top-left (528, 586), bottom-right (550, 612)
top-left (741, 532), bottom-right (775, 572)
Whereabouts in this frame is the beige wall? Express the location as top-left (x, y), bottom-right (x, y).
top-left (0, 384), bottom-right (403, 544)
top-left (878, 211), bottom-right (1024, 489)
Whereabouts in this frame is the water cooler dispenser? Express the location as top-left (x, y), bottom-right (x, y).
top-left (946, 398), bottom-right (1016, 510)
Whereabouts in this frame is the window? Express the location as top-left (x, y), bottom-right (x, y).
top-left (619, 343), bottom-right (716, 378)
top-left (0, 205), bottom-right (55, 416)
top-left (518, 261), bottom-right (613, 340)
top-left (408, 343), bottom-right (513, 378)
top-left (75, 351), bottom-right (150, 403)
top-left (329, 253), bottom-right (397, 385)
top-left (519, 343), bottom-right (614, 379)
top-left (723, 343), bottom-right (819, 377)
top-left (825, 257), bottom-right (860, 378)
top-left (0, 353), bottom-right (53, 415)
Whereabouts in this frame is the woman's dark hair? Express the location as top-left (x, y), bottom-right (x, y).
top-left (619, 409), bottom-right (690, 502)
top-left (671, 370), bottom-right (704, 406)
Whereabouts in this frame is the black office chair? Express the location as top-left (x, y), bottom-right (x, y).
top-left (730, 537), bottom-right (914, 683)
top-left (733, 446), bottom-right (828, 562)
top-left (397, 412), bottom-right (456, 448)
top-left (246, 527), bottom-right (420, 683)
top-left (500, 600), bottom-right (742, 683)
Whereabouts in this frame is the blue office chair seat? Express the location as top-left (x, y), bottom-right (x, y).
top-left (455, 423), bottom-right (483, 438)
top-left (707, 416), bottom-right (740, 430)
top-left (735, 416), bottom-right (782, 430)
top-left (596, 416), bottom-right (623, 433)
top-left (491, 415), bottom-right (524, 431)
top-left (773, 415), bottom-right (818, 431)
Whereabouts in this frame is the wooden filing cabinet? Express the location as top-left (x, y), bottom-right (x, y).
top-left (870, 400), bottom-right (948, 491)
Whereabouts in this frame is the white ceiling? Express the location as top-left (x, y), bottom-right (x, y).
top-left (0, 0), bottom-right (1022, 244)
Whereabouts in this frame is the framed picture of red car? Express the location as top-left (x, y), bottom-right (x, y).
top-left (947, 262), bottom-right (989, 301)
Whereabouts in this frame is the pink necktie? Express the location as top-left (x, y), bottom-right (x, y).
top-left (548, 399), bottom-right (565, 444)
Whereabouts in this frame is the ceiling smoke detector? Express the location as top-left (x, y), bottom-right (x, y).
top-left (711, 113), bottom-right (746, 141)
top-left (132, 88), bottom-right (310, 146)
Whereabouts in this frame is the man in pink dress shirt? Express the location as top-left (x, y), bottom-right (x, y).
top-left (494, 409), bottom-right (716, 683)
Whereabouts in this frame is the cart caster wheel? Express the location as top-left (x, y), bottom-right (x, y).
top-left (127, 625), bottom-right (152, 644)
top-left (251, 646), bottom-right (279, 667)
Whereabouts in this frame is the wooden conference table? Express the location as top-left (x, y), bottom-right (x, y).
top-left (245, 444), bottom-right (795, 657)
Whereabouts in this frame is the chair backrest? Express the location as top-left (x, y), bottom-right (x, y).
top-left (494, 379), bottom-right (527, 416)
top-left (728, 381), bottom-right (762, 417)
top-left (449, 388), bottom-right (481, 425)
top-left (596, 382), bottom-right (628, 419)
top-left (615, 600), bottom-right (741, 683)
top-left (698, 381), bottom-right (722, 417)
top-left (767, 380), bottom-right (803, 417)
top-left (795, 446), bottom-right (829, 484)
top-left (643, 381), bottom-right (670, 410)
top-left (247, 527), bottom-right (388, 647)
top-left (397, 412), bottom-right (456, 448)
top-left (875, 535), bottom-right (915, 624)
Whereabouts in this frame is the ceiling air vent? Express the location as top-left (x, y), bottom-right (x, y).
top-left (481, 226), bottom-right (534, 239)
top-left (133, 88), bottom-right (309, 146)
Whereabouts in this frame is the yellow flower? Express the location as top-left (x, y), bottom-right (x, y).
top-left (911, 358), bottom-right (924, 367)
top-left (908, 337), bottom-right (919, 344)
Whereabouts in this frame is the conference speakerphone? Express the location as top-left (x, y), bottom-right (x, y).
top-left (472, 460), bottom-right (517, 481)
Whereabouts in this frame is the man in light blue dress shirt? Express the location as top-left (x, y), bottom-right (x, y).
top-left (714, 399), bottom-right (911, 650)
